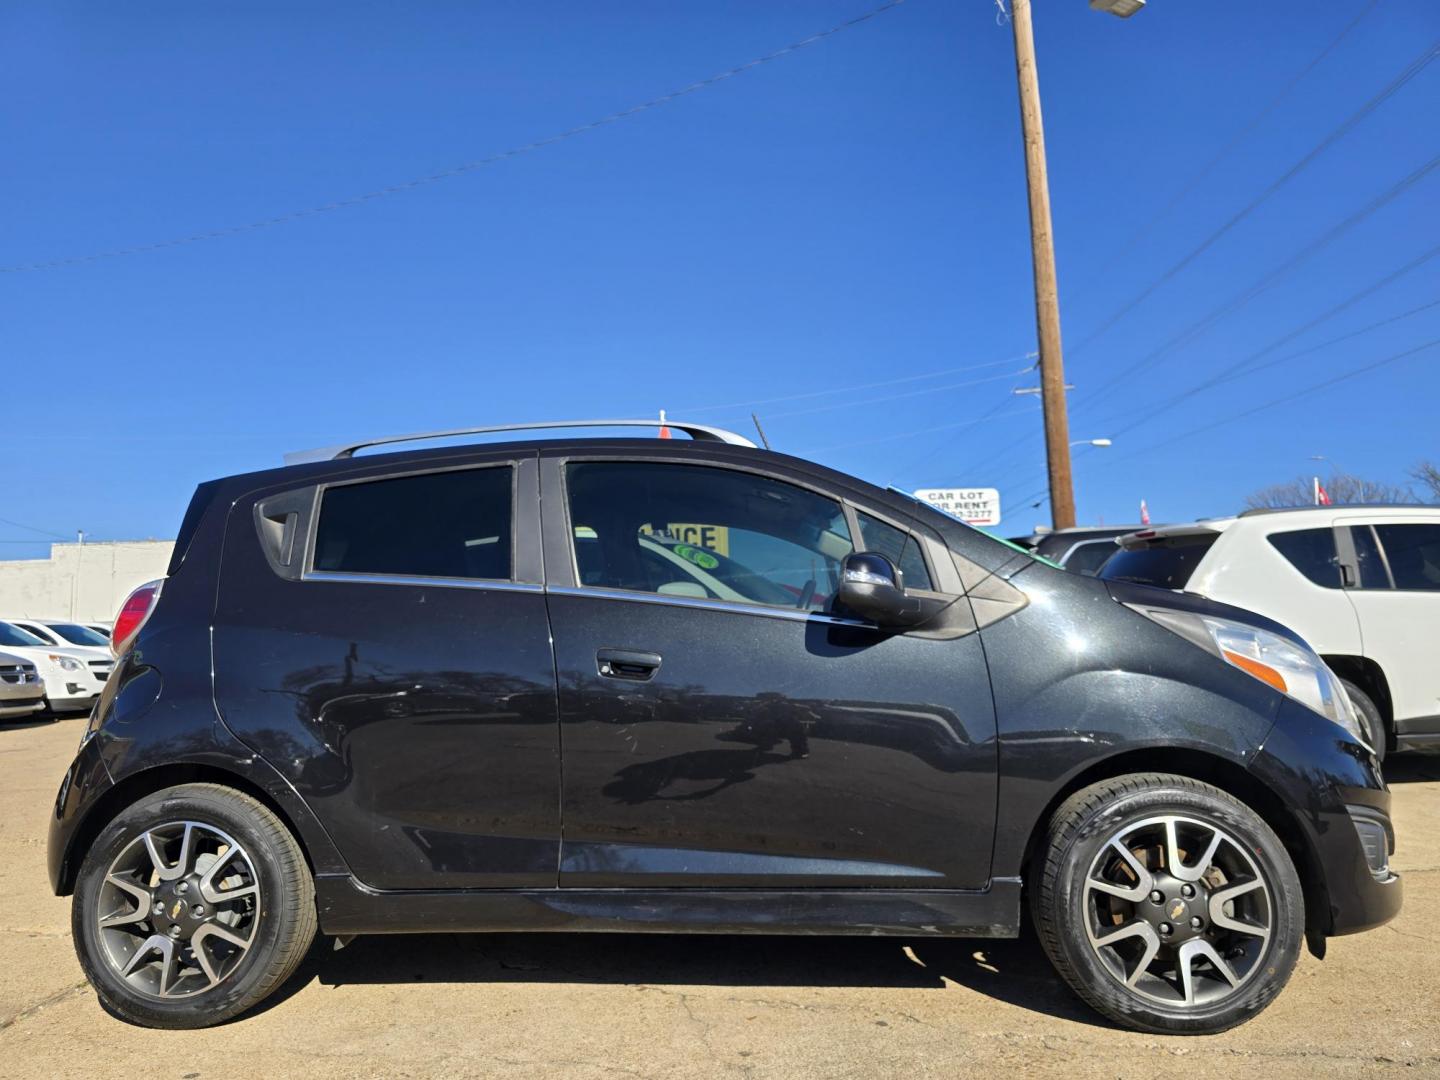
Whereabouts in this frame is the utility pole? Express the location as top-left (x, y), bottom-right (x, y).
top-left (1009, 0), bottom-right (1076, 529)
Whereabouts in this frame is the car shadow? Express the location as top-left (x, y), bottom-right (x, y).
top-left (1384, 749), bottom-right (1440, 784)
top-left (248, 922), bottom-right (1106, 1028)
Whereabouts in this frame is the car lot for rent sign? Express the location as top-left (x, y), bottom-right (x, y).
top-left (913, 488), bottom-right (1002, 527)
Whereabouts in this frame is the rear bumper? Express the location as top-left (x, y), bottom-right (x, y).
top-left (1251, 698), bottom-right (1402, 938)
top-left (47, 733), bottom-right (113, 894)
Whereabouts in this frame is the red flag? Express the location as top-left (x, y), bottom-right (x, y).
top-left (658, 409), bottom-right (671, 439)
top-left (1139, 499), bottom-right (1150, 526)
top-left (1314, 477), bottom-right (1332, 506)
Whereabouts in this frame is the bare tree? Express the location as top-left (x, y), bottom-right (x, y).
top-left (1243, 472), bottom-right (1414, 510)
top-left (1411, 461), bottom-right (1440, 503)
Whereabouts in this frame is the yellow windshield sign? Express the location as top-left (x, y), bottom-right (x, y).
top-left (640, 523), bottom-right (730, 556)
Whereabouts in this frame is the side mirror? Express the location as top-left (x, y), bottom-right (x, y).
top-left (837, 552), bottom-right (926, 627)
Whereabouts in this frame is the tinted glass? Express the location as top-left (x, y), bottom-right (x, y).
top-left (1267, 528), bottom-right (1340, 588)
top-left (0, 622), bottom-right (47, 647)
top-left (313, 467), bottom-right (513, 580)
top-left (1099, 534), bottom-right (1218, 589)
top-left (1063, 539), bottom-right (1119, 576)
top-left (567, 462), bottom-right (852, 611)
top-left (46, 623), bottom-right (110, 647)
top-left (1374, 523), bottom-right (1440, 591)
top-left (13, 623), bottom-right (57, 643)
top-left (856, 511), bottom-right (933, 591)
top-left (1349, 525), bottom-right (1390, 589)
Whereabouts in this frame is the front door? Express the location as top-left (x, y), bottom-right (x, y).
top-left (541, 452), bottom-right (998, 889)
top-left (214, 452), bottom-right (561, 890)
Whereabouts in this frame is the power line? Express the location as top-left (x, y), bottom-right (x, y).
top-left (679, 352), bottom-right (1032, 415)
top-left (1009, 337), bottom-right (1440, 508)
top-left (1068, 37), bottom-right (1440, 359)
top-left (766, 366), bottom-right (1031, 420)
top-left (0, 515), bottom-right (69, 541)
top-left (1090, 0), bottom-right (1379, 276)
top-left (1091, 255), bottom-right (1440, 436)
top-left (1074, 152), bottom-right (1440, 409)
top-left (800, 404), bottom-right (1041, 456)
top-left (0, 0), bottom-right (910, 274)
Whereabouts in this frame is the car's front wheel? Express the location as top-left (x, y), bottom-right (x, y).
top-left (1032, 773), bottom-right (1303, 1034)
top-left (72, 783), bottom-right (316, 1028)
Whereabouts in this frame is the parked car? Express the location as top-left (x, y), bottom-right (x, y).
top-left (0, 648), bottom-right (45, 721)
top-left (85, 624), bottom-right (112, 640)
top-left (1009, 525), bottom-right (1142, 575)
top-left (1102, 506), bottom-right (1440, 759)
top-left (9, 619), bottom-right (114, 651)
top-left (0, 620), bottom-right (111, 713)
top-left (50, 419), bottom-right (1397, 1034)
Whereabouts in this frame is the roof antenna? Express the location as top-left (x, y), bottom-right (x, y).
top-left (658, 408), bottom-right (672, 439)
top-left (751, 412), bottom-right (772, 450)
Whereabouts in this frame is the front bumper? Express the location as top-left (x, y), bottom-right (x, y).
top-left (1251, 697), bottom-right (1402, 938)
top-left (0, 693), bottom-right (46, 717)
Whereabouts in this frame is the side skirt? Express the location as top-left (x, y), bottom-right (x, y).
top-left (315, 875), bottom-right (1024, 938)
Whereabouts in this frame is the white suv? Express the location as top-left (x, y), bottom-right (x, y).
top-left (1102, 505), bottom-right (1440, 758)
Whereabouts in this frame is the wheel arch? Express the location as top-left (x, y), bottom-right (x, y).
top-left (56, 760), bottom-right (335, 895)
top-left (1016, 747), bottom-right (1330, 955)
top-left (1320, 654), bottom-right (1392, 743)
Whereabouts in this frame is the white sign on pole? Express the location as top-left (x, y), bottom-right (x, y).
top-left (913, 487), bottom-right (1002, 527)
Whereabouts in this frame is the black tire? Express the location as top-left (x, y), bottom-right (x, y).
top-left (72, 783), bottom-right (316, 1028)
top-left (1340, 679), bottom-right (1386, 762)
top-left (1031, 773), bottom-right (1303, 1035)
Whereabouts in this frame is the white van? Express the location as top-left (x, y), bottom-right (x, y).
top-left (1102, 505), bottom-right (1440, 758)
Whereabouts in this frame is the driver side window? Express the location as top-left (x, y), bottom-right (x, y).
top-left (566, 461), bottom-right (853, 612)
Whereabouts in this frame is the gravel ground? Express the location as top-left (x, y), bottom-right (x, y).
top-left (2, 714), bottom-right (1437, 1078)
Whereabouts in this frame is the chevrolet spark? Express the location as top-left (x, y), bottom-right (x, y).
top-left (48, 419), bottom-right (1400, 1033)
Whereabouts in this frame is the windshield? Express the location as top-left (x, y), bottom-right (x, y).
top-left (0, 622), bottom-right (47, 648)
top-left (46, 623), bottom-right (110, 647)
top-left (1100, 533), bottom-right (1219, 590)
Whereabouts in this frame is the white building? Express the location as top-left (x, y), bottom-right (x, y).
top-left (0, 540), bottom-right (174, 624)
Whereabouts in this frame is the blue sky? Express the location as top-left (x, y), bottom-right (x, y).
top-left (4, 0), bottom-right (1437, 556)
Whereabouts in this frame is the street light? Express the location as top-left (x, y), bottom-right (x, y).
top-left (1090, 0), bottom-right (1146, 17)
top-left (1072, 438), bottom-right (1113, 448)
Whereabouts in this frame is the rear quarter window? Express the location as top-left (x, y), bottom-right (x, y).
top-left (1266, 528), bottom-right (1341, 588)
top-left (1099, 534), bottom-right (1218, 590)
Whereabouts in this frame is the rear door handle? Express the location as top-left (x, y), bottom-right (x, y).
top-left (596, 649), bottom-right (662, 681)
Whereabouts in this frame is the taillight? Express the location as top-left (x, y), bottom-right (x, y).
top-left (112, 579), bottom-right (164, 657)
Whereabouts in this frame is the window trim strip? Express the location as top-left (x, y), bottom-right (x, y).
top-left (300, 571), bottom-right (543, 594)
top-left (546, 585), bottom-right (877, 628)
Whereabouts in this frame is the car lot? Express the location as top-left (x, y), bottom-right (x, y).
top-left (0, 715), bottom-right (1435, 1078)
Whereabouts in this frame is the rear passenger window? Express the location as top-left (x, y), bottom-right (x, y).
top-left (1374, 524), bottom-right (1440, 591)
top-left (855, 512), bottom-right (933, 591)
top-left (312, 467), bottom-right (513, 581)
top-left (1267, 528), bottom-right (1341, 588)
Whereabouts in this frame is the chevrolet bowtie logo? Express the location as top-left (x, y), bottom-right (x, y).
top-left (1169, 899), bottom-right (1187, 921)
top-left (171, 900), bottom-right (184, 920)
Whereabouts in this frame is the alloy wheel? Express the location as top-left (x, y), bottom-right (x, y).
top-left (1082, 814), bottom-right (1272, 1008)
top-left (94, 821), bottom-right (261, 999)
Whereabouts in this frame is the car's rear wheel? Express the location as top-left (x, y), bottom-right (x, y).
top-left (72, 783), bottom-right (316, 1028)
top-left (1340, 679), bottom-right (1386, 762)
top-left (1032, 773), bottom-right (1303, 1034)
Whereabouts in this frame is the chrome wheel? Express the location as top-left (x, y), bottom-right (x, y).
top-left (1083, 814), bottom-right (1272, 1008)
top-left (95, 821), bottom-right (260, 999)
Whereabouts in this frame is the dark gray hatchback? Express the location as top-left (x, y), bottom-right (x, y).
top-left (49, 420), bottom-right (1399, 1033)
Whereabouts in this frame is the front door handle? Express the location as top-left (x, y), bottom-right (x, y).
top-left (596, 648), bottom-right (662, 681)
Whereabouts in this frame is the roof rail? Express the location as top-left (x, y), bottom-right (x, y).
top-left (1237, 503), bottom-right (1435, 517)
top-left (284, 419), bottom-right (757, 465)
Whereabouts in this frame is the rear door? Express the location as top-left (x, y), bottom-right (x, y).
top-left (213, 451), bottom-right (561, 890)
top-left (540, 450), bottom-right (998, 890)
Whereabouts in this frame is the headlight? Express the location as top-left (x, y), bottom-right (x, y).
top-left (48, 654), bottom-right (85, 673)
top-left (1132, 608), bottom-right (1368, 749)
